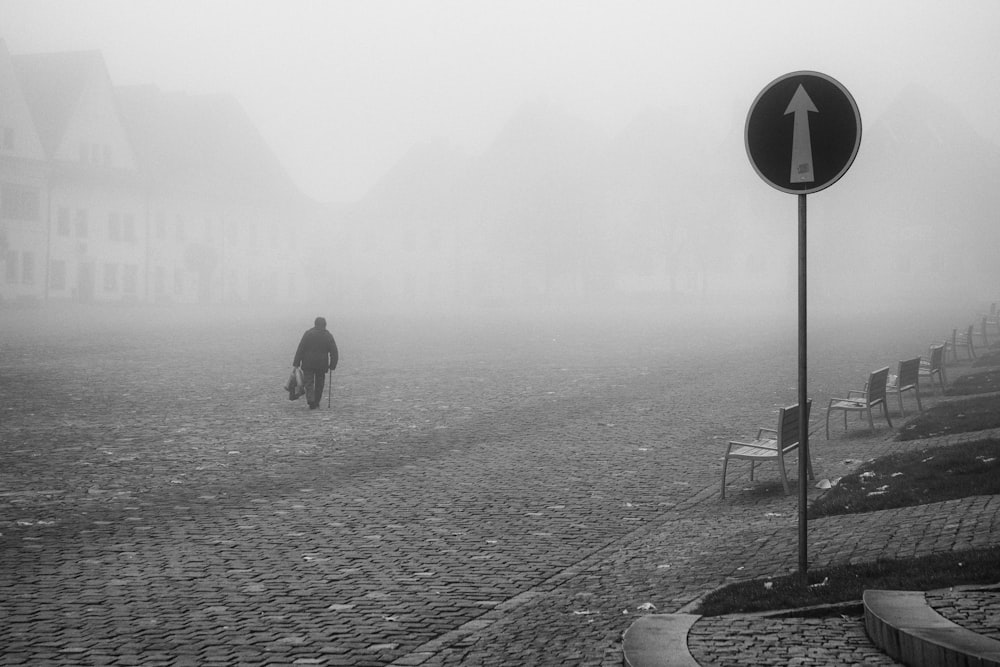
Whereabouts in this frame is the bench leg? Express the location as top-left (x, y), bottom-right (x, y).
top-left (720, 455), bottom-right (729, 500)
top-left (777, 457), bottom-right (790, 495)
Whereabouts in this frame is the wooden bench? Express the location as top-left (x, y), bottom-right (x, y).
top-left (720, 400), bottom-right (813, 499)
top-left (950, 325), bottom-right (976, 361)
top-left (826, 367), bottom-right (893, 438)
top-left (919, 344), bottom-right (947, 394)
top-left (887, 357), bottom-right (922, 416)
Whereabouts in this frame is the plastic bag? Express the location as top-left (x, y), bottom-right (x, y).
top-left (284, 367), bottom-right (305, 400)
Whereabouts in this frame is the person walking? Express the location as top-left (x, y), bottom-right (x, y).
top-left (292, 316), bottom-right (339, 409)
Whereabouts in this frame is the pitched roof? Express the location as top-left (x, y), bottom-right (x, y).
top-left (12, 50), bottom-right (105, 157)
top-left (115, 84), bottom-right (302, 202)
top-left (10, 45), bottom-right (304, 204)
top-left (0, 39), bottom-right (46, 161)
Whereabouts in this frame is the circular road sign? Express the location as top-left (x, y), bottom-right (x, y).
top-left (745, 71), bottom-right (861, 195)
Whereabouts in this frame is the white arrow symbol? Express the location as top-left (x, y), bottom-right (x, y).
top-left (785, 84), bottom-right (818, 183)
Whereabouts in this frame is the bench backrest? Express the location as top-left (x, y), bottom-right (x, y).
top-left (778, 399), bottom-right (811, 447)
top-left (867, 367), bottom-right (891, 404)
top-left (897, 357), bottom-right (921, 389)
top-left (927, 344), bottom-right (944, 371)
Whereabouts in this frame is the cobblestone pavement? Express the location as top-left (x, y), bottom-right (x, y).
top-left (0, 305), bottom-right (995, 665)
top-left (687, 614), bottom-right (899, 666)
top-left (686, 487), bottom-right (1000, 666)
top-left (926, 585), bottom-right (1000, 642)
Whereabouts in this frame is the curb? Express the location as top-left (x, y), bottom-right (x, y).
top-left (622, 614), bottom-right (701, 667)
top-left (863, 589), bottom-right (1000, 667)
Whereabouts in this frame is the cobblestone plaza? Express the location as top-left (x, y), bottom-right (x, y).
top-left (1, 304), bottom-right (987, 665)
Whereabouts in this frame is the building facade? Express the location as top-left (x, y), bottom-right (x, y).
top-left (0, 39), bottom-right (315, 306)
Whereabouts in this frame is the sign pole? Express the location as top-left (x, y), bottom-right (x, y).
top-left (745, 70), bottom-right (860, 587)
top-left (797, 193), bottom-right (808, 584)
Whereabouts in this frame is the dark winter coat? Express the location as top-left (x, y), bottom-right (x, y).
top-left (293, 326), bottom-right (339, 372)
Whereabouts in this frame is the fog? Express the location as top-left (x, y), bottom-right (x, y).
top-left (3, 8), bottom-right (999, 659)
top-left (3, 0), bottom-right (1000, 325)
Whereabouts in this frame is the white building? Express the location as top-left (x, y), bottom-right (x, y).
top-left (0, 39), bottom-right (317, 306)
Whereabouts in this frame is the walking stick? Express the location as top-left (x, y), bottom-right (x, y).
top-left (327, 367), bottom-right (331, 408)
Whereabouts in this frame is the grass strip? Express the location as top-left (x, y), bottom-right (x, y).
top-left (809, 439), bottom-right (1000, 518)
top-left (949, 368), bottom-right (1000, 395)
top-left (695, 546), bottom-right (1000, 616)
top-left (700, 436), bottom-right (1000, 616)
top-left (898, 393), bottom-right (1000, 439)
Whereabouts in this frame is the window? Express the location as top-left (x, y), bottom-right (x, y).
top-left (79, 143), bottom-right (88, 163)
top-left (57, 207), bottom-right (71, 236)
top-left (21, 252), bottom-right (34, 285)
top-left (155, 213), bottom-right (166, 239)
top-left (123, 264), bottom-right (137, 294)
top-left (1, 183), bottom-right (40, 221)
top-left (50, 260), bottom-right (67, 291)
top-left (174, 268), bottom-right (183, 295)
top-left (102, 145), bottom-right (111, 166)
top-left (123, 214), bottom-right (136, 243)
top-left (75, 209), bottom-right (88, 238)
top-left (90, 143), bottom-right (100, 164)
top-left (108, 212), bottom-right (121, 241)
top-left (103, 263), bottom-right (118, 292)
top-left (5, 250), bottom-right (18, 283)
top-left (2, 127), bottom-right (12, 151)
top-left (175, 215), bottom-right (185, 242)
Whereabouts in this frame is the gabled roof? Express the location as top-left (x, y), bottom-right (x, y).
top-left (9, 44), bottom-right (304, 204)
top-left (12, 49), bottom-right (105, 157)
top-left (0, 38), bottom-right (46, 161)
top-left (115, 84), bottom-right (302, 202)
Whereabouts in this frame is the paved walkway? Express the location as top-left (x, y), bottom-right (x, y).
top-left (1, 308), bottom-right (997, 665)
top-left (685, 429), bottom-right (1000, 666)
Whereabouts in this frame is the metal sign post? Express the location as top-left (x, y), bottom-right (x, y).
top-left (797, 192), bottom-right (808, 581)
top-left (745, 71), bottom-right (861, 582)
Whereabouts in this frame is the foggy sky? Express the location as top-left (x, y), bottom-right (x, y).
top-left (2, 0), bottom-right (999, 204)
